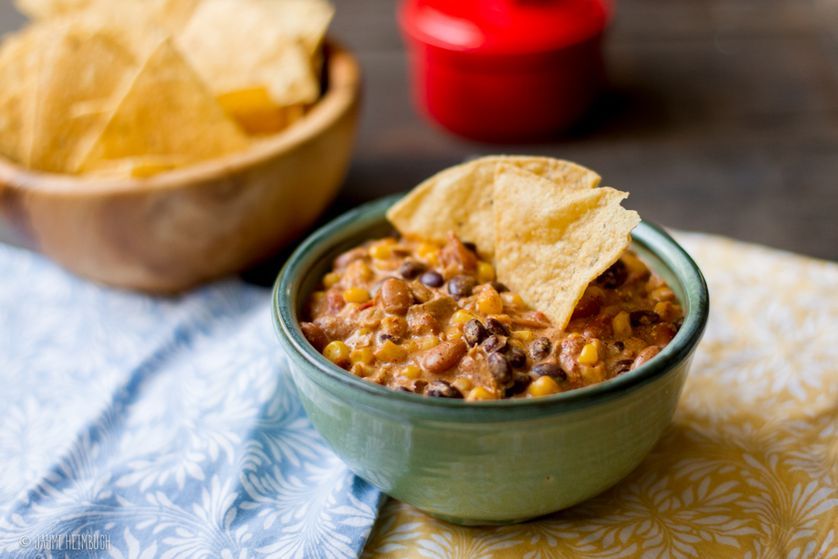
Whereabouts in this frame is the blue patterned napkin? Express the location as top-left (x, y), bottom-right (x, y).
top-left (0, 244), bottom-right (382, 558)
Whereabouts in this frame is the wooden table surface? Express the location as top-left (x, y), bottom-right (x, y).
top-left (1, 0), bottom-right (836, 265)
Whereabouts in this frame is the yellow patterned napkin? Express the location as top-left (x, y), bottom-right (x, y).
top-left (362, 232), bottom-right (838, 559)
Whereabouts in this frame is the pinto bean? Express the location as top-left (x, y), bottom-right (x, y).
top-left (559, 335), bottom-right (586, 375)
top-left (300, 322), bottom-right (328, 351)
top-left (380, 278), bottom-right (412, 315)
top-left (421, 340), bottom-right (467, 373)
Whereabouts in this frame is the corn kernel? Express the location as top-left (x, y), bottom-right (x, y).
top-left (369, 242), bottom-right (393, 260)
top-left (612, 311), bottom-right (632, 338)
top-left (477, 289), bottom-right (504, 315)
top-left (417, 243), bottom-right (439, 265)
top-left (581, 364), bottom-right (605, 384)
top-left (527, 376), bottom-right (560, 397)
top-left (451, 309), bottom-right (476, 326)
top-left (512, 330), bottom-right (536, 343)
top-left (323, 341), bottom-right (350, 365)
top-left (467, 386), bottom-right (498, 401)
top-left (477, 261), bottom-right (495, 284)
top-left (400, 365), bottom-right (421, 379)
top-left (323, 272), bottom-right (341, 288)
top-left (452, 377), bottom-right (473, 394)
top-left (356, 327), bottom-right (372, 337)
top-left (417, 335), bottom-right (440, 350)
top-left (501, 291), bottom-right (525, 308)
top-left (350, 362), bottom-right (373, 377)
top-left (444, 325), bottom-right (462, 341)
top-left (578, 342), bottom-right (599, 365)
top-left (342, 287), bottom-right (370, 304)
top-left (375, 340), bottom-right (407, 362)
top-left (350, 347), bottom-right (374, 365)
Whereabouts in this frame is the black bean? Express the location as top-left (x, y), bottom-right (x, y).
top-left (462, 241), bottom-right (478, 253)
top-left (531, 362), bottom-right (568, 381)
top-left (596, 260), bottom-right (628, 289)
top-left (481, 334), bottom-right (507, 353)
top-left (530, 337), bottom-right (552, 360)
top-left (630, 310), bottom-right (661, 327)
top-left (613, 340), bottom-right (625, 352)
top-left (488, 353), bottom-right (512, 384)
top-left (420, 271), bottom-right (444, 288)
top-left (491, 281), bottom-right (509, 293)
top-left (485, 317), bottom-right (510, 337)
top-left (399, 260), bottom-right (426, 280)
top-left (426, 380), bottom-right (463, 399)
top-left (507, 347), bottom-right (527, 369)
top-left (506, 373), bottom-right (532, 397)
top-left (463, 319), bottom-right (487, 347)
top-left (447, 275), bottom-right (477, 299)
top-left (396, 386), bottom-right (413, 393)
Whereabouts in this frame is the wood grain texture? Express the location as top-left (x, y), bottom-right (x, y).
top-left (0, 0), bottom-right (835, 281)
top-left (0, 44), bottom-right (360, 292)
top-left (327, 0), bottom-right (838, 262)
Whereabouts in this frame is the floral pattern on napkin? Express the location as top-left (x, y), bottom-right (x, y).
top-left (362, 233), bottom-right (838, 559)
top-left (0, 244), bottom-right (382, 559)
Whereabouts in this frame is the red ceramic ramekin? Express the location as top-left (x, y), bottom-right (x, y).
top-left (399, 0), bottom-right (612, 142)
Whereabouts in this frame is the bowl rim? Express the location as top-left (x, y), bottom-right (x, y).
top-left (273, 194), bottom-right (709, 413)
top-left (0, 41), bottom-right (360, 196)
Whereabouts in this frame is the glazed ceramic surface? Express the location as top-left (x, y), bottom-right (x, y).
top-left (273, 195), bottom-right (709, 525)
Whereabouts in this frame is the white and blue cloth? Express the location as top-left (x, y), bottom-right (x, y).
top-left (0, 244), bottom-right (382, 558)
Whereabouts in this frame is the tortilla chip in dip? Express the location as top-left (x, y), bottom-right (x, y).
top-left (493, 165), bottom-right (640, 330)
top-left (386, 155), bottom-right (601, 256)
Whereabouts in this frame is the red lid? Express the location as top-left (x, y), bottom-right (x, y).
top-left (400, 0), bottom-right (611, 56)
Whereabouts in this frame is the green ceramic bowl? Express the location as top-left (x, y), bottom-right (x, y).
top-left (272, 195), bottom-right (709, 525)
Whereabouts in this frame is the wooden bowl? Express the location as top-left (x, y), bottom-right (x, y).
top-left (0, 42), bottom-right (360, 293)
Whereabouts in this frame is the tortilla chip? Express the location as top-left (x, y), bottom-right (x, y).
top-left (493, 165), bottom-right (640, 330)
top-left (217, 87), bottom-right (307, 135)
top-left (0, 29), bottom-right (45, 163)
top-left (25, 20), bottom-right (149, 172)
top-left (386, 156), bottom-right (601, 256)
top-left (148, 0), bottom-right (202, 31)
top-left (176, 0), bottom-right (332, 106)
top-left (79, 39), bottom-right (248, 171)
top-left (15, 0), bottom-right (94, 18)
top-left (84, 155), bottom-right (185, 178)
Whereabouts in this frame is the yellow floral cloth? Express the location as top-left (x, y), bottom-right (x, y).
top-left (362, 233), bottom-right (838, 559)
